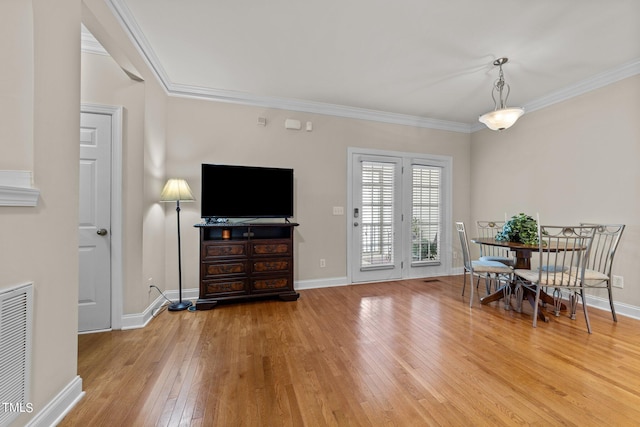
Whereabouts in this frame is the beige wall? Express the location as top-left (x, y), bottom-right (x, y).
top-left (164, 98), bottom-right (471, 287)
top-left (82, 0), bottom-right (170, 315)
top-left (1, 0), bottom-right (80, 425)
top-left (471, 74), bottom-right (640, 306)
top-left (3, 1), bottom-right (636, 423)
top-left (0, 0), bottom-right (34, 171)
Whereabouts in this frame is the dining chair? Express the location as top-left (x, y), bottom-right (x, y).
top-left (476, 220), bottom-right (516, 266)
top-left (456, 222), bottom-right (513, 308)
top-left (577, 223), bottom-right (625, 322)
top-left (514, 224), bottom-right (597, 332)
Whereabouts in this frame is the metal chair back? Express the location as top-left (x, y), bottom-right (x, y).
top-left (581, 223), bottom-right (625, 279)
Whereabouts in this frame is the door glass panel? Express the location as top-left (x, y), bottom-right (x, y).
top-left (361, 161), bottom-right (395, 269)
top-left (411, 165), bottom-right (441, 264)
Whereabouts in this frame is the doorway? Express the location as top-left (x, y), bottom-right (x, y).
top-left (348, 148), bottom-right (452, 283)
top-left (78, 104), bottom-right (123, 332)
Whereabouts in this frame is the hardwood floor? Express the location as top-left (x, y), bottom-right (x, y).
top-left (60, 276), bottom-right (640, 426)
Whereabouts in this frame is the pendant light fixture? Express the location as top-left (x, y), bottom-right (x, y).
top-left (478, 57), bottom-right (524, 131)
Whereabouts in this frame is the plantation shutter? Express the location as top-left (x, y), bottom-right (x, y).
top-left (411, 165), bottom-right (441, 264)
top-left (360, 161), bottom-right (396, 269)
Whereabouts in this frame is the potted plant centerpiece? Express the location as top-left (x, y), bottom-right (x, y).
top-left (495, 213), bottom-right (539, 245)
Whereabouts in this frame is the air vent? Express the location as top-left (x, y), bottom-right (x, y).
top-left (0, 283), bottom-right (33, 427)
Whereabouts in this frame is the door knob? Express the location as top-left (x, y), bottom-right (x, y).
top-left (353, 222), bottom-right (359, 227)
top-left (97, 228), bottom-right (108, 236)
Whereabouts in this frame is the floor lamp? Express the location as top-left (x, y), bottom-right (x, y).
top-left (160, 178), bottom-right (195, 311)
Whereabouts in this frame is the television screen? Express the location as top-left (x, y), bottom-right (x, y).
top-left (201, 164), bottom-right (294, 219)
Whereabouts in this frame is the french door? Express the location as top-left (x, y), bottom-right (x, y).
top-left (349, 149), bottom-right (451, 283)
top-left (351, 155), bottom-right (403, 282)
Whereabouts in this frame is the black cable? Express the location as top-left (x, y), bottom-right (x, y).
top-left (149, 285), bottom-right (173, 317)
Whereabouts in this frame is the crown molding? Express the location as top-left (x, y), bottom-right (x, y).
top-left (523, 58), bottom-right (640, 115)
top-left (106, 1), bottom-right (640, 135)
top-left (167, 82), bottom-right (473, 133)
top-left (106, 0), bottom-right (172, 91)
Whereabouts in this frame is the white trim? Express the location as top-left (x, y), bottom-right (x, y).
top-left (523, 58), bottom-right (640, 116)
top-left (584, 294), bottom-right (640, 321)
top-left (295, 277), bottom-right (349, 290)
top-left (25, 375), bottom-right (84, 427)
top-left (80, 104), bottom-right (124, 330)
top-left (120, 287), bottom-right (199, 330)
top-left (106, 0), bottom-right (172, 92)
top-left (168, 83), bottom-right (473, 133)
top-left (0, 171), bottom-right (40, 206)
top-left (120, 294), bottom-right (166, 330)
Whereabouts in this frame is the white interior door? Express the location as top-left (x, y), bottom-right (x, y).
top-left (350, 154), bottom-right (403, 283)
top-left (78, 112), bottom-right (112, 332)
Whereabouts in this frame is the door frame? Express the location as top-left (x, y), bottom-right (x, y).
top-left (80, 103), bottom-right (123, 331)
top-left (347, 147), bottom-right (453, 284)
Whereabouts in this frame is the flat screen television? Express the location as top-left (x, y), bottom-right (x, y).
top-left (201, 164), bottom-right (294, 219)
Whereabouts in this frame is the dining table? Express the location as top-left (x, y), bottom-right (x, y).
top-left (470, 237), bottom-right (568, 321)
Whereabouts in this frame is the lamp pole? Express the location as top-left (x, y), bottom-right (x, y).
top-left (161, 178), bottom-right (194, 311)
top-left (168, 198), bottom-right (192, 311)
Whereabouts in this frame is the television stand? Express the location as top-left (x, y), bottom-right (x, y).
top-left (194, 222), bottom-right (299, 309)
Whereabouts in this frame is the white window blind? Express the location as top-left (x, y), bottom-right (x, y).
top-left (361, 161), bottom-right (395, 268)
top-left (411, 165), bottom-right (441, 264)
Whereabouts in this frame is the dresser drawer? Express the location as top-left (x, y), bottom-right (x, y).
top-left (202, 241), bottom-right (248, 260)
top-left (251, 276), bottom-right (291, 293)
top-left (251, 240), bottom-right (291, 257)
top-left (251, 258), bottom-right (291, 274)
top-left (202, 277), bottom-right (249, 297)
top-left (202, 260), bottom-right (249, 279)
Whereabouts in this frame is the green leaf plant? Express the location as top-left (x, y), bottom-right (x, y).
top-left (495, 213), bottom-right (539, 245)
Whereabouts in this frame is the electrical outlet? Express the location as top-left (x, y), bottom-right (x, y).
top-left (320, 259), bottom-right (326, 268)
top-left (613, 275), bottom-right (624, 289)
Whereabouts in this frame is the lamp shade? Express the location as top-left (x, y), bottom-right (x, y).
top-left (160, 178), bottom-right (195, 202)
top-left (478, 107), bottom-right (525, 131)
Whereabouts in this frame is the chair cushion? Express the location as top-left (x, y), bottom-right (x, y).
top-left (479, 256), bottom-right (516, 267)
top-left (471, 260), bottom-right (513, 274)
top-left (539, 265), bottom-right (567, 273)
top-left (568, 267), bottom-right (609, 281)
top-left (515, 269), bottom-right (576, 286)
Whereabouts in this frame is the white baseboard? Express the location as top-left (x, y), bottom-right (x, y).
top-left (120, 287), bottom-right (199, 330)
top-left (295, 277), bottom-right (348, 290)
top-left (585, 294), bottom-right (640, 320)
top-left (26, 375), bottom-right (84, 427)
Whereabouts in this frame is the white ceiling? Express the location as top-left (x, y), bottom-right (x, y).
top-left (103, 0), bottom-right (640, 131)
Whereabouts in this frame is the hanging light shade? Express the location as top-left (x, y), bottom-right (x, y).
top-left (479, 58), bottom-right (524, 131)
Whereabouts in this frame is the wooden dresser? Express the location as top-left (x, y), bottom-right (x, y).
top-left (195, 222), bottom-right (299, 309)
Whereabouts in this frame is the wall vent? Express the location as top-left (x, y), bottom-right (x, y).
top-left (0, 283), bottom-right (33, 427)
